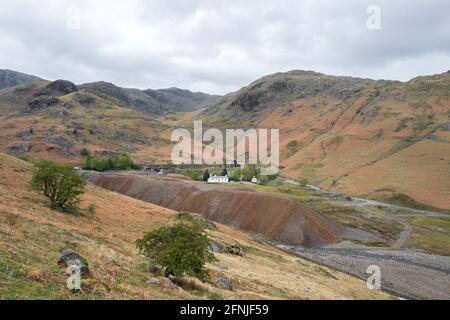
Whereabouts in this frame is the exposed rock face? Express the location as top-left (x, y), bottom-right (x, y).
top-left (46, 80), bottom-right (78, 94)
top-left (15, 127), bottom-right (35, 140)
top-left (9, 143), bottom-right (33, 155)
top-left (27, 96), bottom-right (60, 112)
top-left (57, 249), bottom-right (89, 277)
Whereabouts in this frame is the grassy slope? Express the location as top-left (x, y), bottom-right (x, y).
top-left (0, 154), bottom-right (391, 300)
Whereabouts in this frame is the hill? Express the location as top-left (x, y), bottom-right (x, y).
top-left (0, 69), bottom-right (448, 210)
top-left (143, 87), bottom-right (220, 112)
top-left (198, 70), bottom-right (450, 210)
top-left (0, 70), bottom-right (42, 91)
top-left (0, 153), bottom-right (391, 299)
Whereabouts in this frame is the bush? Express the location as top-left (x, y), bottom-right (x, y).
top-left (241, 164), bottom-right (258, 181)
top-left (202, 169), bottom-right (211, 182)
top-left (136, 222), bottom-right (217, 281)
top-left (228, 168), bottom-right (242, 181)
top-left (82, 154), bottom-right (140, 172)
top-left (86, 204), bottom-right (97, 216)
top-left (31, 160), bottom-right (86, 212)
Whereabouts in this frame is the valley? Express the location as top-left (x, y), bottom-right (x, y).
top-left (81, 170), bottom-right (450, 299)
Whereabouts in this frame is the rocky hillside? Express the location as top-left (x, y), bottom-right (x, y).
top-left (0, 69), bottom-right (448, 210)
top-left (0, 69), bottom-right (41, 91)
top-left (199, 70), bottom-right (450, 210)
top-left (143, 87), bottom-right (220, 112)
top-left (0, 153), bottom-right (391, 300)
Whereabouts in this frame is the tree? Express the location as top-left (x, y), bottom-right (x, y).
top-left (31, 160), bottom-right (86, 212)
top-left (136, 222), bottom-right (217, 281)
top-left (202, 169), bottom-right (211, 182)
top-left (241, 164), bottom-right (258, 181)
top-left (221, 168), bottom-right (228, 176)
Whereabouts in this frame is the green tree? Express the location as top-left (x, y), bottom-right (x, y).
top-left (31, 160), bottom-right (86, 212)
top-left (136, 222), bottom-right (217, 281)
top-left (241, 164), bottom-right (258, 181)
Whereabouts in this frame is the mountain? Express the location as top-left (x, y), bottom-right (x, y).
top-left (0, 69), bottom-right (448, 209)
top-left (78, 82), bottom-right (220, 114)
top-left (0, 69), bottom-right (42, 90)
top-left (199, 70), bottom-right (450, 209)
top-left (78, 81), bottom-right (168, 115)
top-left (143, 87), bottom-right (220, 112)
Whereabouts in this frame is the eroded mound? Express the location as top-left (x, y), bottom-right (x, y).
top-left (82, 172), bottom-right (345, 247)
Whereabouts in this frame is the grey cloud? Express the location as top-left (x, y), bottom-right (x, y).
top-left (0, 0), bottom-right (448, 94)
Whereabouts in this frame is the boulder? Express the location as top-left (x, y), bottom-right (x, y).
top-left (441, 123), bottom-right (450, 131)
top-left (57, 249), bottom-right (89, 277)
top-left (208, 240), bottom-right (226, 253)
top-left (226, 244), bottom-right (245, 256)
top-left (215, 276), bottom-right (233, 290)
top-left (148, 263), bottom-right (164, 275)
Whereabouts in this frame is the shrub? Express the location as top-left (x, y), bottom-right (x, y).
top-left (86, 204), bottom-right (97, 216)
top-left (202, 169), bottom-right (211, 182)
top-left (136, 222), bottom-right (217, 281)
top-left (229, 168), bottom-right (242, 182)
top-left (31, 160), bottom-right (86, 212)
top-left (241, 164), bottom-right (258, 181)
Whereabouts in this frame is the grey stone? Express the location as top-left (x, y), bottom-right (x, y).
top-left (57, 249), bottom-right (89, 277)
top-left (215, 276), bottom-right (233, 290)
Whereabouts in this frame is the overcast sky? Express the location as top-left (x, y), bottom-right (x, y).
top-left (0, 0), bottom-right (449, 94)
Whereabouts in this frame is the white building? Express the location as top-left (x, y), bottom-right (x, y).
top-left (251, 176), bottom-right (259, 184)
top-left (208, 175), bottom-right (229, 184)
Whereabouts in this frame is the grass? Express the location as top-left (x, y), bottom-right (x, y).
top-left (0, 153), bottom-right (392, 300)
top-left (372, 193), bottom-right (450, 214)
top-left (408, 216), bottom-right (450, 256)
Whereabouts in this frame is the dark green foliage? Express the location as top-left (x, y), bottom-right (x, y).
top-left (221, 168), bottom-right (228, 177)
top-left (136, 222), bottom-right (217, 281)
top-left (228, 168), bottom-right (242, 181)
top-left (241, 164), bottom-right (258, 181)
top-left (82, 154), bottom-right (140, 172)
top-left (30, 160), bottom-right (86, 212)
top-left (203, 169), bottom-right (211, 182)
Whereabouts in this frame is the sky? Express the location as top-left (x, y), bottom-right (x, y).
top-left (0, 0), bottom-right (449, 94)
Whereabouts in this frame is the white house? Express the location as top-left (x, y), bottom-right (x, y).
top-left (208, 175), bottom-right (229, 184)
top-left (251, 176), bottom-right (259, 184)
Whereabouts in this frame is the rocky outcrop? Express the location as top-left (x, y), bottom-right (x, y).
top-left (46, 80), bottom-right (78, 94)
top-left (26, 96), bottom-right (60, 112)
top-left (8, 143), bottom-right (33, 155)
